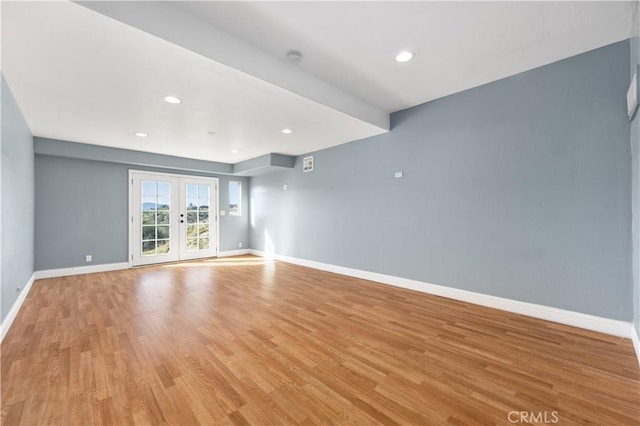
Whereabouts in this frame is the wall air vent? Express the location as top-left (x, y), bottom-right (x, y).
top-left (303, 155), bottom-right (314, 173)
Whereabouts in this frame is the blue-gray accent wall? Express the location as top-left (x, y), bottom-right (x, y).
top-left (250, 40), bottom-right (632, 321)
top-left (1, 75), bottom-right (34, 322)
top-left (34, 153), bottom-right (249, 270)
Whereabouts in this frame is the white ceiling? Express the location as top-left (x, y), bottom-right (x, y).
top-left (1, 1), bottom-right (386, 163)
top-left (2, 1), bottom-right (637, 165)
top-left (176, 1), bottom-right (637, 112)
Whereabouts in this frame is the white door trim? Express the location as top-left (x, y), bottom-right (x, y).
top-left (178, 176), bottom-right (219, 260)
top-left (130, 172), bottom-right (181, 266)
top-left (128, 170), bottom-right (220, 267)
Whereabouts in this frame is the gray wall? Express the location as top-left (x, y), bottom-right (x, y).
top-left (1, 75), bottom-right (34, 322)
top-left (250, 40), bottom-right (632, 321)
top-left (631, 35), bottom-right (640, 336)
top-left (35, 154), bottom-right (249, 270)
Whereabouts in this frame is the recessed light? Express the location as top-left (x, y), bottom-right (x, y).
top-left (164, 95), bottom-right (182, 104)
top-left (395, 51), bottom-right (414, 63)
top-left (135, 132), bottom-right (147, 138)
top-left (281, 128), bottom-right (293, 134)
top-left (231, 150), bottom-right (239, 154)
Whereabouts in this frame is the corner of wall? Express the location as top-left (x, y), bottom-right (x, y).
top-left (1, 73), bottom-right (36, 325)
top-left (0, 272), bottom-right (36, 344)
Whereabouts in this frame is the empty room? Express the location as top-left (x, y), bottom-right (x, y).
top-left (1, 1), bottom-right (640, 425)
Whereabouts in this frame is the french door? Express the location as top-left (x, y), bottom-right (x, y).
top-left (130, 171), bottom-right (218, 266)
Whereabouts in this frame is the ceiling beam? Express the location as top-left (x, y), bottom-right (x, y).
top-left (75, 1), bottom-right (390, 132)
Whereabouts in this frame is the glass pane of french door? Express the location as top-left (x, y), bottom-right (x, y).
top-left (179, 178), bottom-right (217, 260)
top-left (131, 173), bottom-right (180, 266)
top-left (141, 180), bottom-right (172, 256)
top-left (131, 172), bottom-right (217, 266)
top-left (185, 183), bottom-right (210, 252)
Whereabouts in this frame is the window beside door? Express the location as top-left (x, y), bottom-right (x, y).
top-left (229, 181), bottom-right (242, 216)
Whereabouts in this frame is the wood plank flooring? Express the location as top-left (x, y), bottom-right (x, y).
top-left (1, 255), bottom-right (638, 425)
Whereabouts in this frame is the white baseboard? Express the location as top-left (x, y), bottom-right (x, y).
top-left (1, 272), bottom-right (36, 344)
top-left (33, 253), bottom-right (253, 278)
top-left (248, 250), bottom-right (632, 339)
top-left (218, 249), bottom-right (250, 258)
top-left (34, 262), bottom-right (129, 280)
top-left (631, 325), bottom-right (640, 367)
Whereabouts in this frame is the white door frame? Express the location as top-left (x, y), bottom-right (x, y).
top-left (130, 172), bottom-right (181, 266)
top-left (178, 175), bottom-right (219, 261)
top-left (128, 170), bottom-right (220, 267)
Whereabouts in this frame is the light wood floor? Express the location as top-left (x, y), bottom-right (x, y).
top-left (1, 256), bottom-right (638, 425)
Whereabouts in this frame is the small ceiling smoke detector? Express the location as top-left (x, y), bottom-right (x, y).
top-left (281, 128), bottom-right (293, 134)
top-left (207, 131), bottom-right (216, 135)
top-left (286, 50), bottom-right (303, 63)
top-left (164, 95), bottom-right (182, 104)
top-left (395, 51), bottom-right (414, 63)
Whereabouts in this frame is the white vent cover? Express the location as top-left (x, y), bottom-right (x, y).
top-left (303, 155), bottom-right (314, 172)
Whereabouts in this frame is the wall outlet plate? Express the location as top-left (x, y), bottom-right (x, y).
top-left (220, 210), bottom-right (226, 216)
top-left (395, 171), bottom-right (404, 178)
top-left (86, 255), bottom-right (92, 262)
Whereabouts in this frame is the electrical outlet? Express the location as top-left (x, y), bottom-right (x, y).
top-left (85, 255), bottom-right (92, 263)
top-left (283, 184), bottom-right (288, 191)
top-left (220, 210), bottom-right (226, 216)
top-left (394, 171), bottom-right (404, 178)
top-left (239, 242), bottom-right (243, 248)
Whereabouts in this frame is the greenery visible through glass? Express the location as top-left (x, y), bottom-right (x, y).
top-left (141, 180), bottom-right (171, 256)
top-left (140, 180), bottom-right (213, 256)
top-left (157, 226), bottom-right (170, 239)
top-left (229, 181), bottom-right (241, 216)
top-left (187, 238), bottom-right (198, 251)
top-left (187, 211), bottom-right (197, 224)
top-left (142, 226), bottom-right (156, 240)
top-left (142, 240), bottom-right (156, 254)
top-left (157, 211), bottom-right (170, 225)
top-left (157, 240), bottom-right (170, 254)
top-left (143, 211), bottom-right (155, 225)
top-left (185, 183), bottom-right (211, 252)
